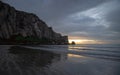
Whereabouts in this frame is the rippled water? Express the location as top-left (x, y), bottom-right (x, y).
top-left (68, 44), bottom-right (120, 61)
top-left (0, 44), bottom-right (120, 75)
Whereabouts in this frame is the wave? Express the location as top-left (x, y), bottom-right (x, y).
top-left (23, 45), bottom-right (120, 62)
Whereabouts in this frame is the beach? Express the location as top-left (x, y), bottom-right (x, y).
top-left (0, 45), bottom-right (120, 75)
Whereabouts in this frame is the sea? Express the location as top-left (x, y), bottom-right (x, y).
top-left (0, 44), bottom-right (120, 75)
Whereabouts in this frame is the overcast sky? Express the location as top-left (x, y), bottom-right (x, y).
top-left (4, 0), bottom-right (120, 44)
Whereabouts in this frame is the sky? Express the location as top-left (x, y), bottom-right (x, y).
top-left (3, 0), bottom-right (120, 44)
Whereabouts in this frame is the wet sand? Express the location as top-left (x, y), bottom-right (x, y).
top-left (0, 45), bottom-right (120, 75)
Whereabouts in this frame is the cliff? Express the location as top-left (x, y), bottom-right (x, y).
top-left (0, 1), bottom-right (68, 45)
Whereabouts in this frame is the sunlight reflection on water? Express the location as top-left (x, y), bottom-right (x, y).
top-left (68, 54), bottom-right (85, 58)
top-left (68, 45), bottom-right (86, 50)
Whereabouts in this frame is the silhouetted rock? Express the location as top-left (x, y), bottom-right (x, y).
top-left (71, 41), bottom-right (76, 45)
top-left (0, 1), bottom-right (68, 45)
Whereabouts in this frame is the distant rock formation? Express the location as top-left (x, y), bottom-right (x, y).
top-left (0, 1), bottom-right (68, 45)
top-left (71, 41), bottom-right (76, 45)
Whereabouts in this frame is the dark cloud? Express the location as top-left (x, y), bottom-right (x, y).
top-left (102, 0), bottom-right (120, 41)
top-left (4, 0), bottom-right (108, 22)
top-left (105, 6), bottom-right (120, 32)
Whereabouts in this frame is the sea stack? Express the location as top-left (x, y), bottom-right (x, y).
top-left (0, 1), bottom-right (68, 45)
top-left (71, 41), bottom-right (76, 45)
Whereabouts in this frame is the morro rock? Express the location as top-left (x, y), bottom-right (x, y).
top-left (0, 1), bottom-right (68, 45)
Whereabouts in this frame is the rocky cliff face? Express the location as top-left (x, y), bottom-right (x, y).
top-left (0, 1), bottom-right (68, 44)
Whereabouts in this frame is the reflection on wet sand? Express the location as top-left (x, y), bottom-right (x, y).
top-left (0, 46), bottom-right (67, 75)
top-left (68, 54), bottom-right (85, 58)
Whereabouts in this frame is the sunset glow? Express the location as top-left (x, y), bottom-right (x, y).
top-left (68, 36), bottom-right (107, 44)
top-left (69, 39), bottom-right (106, 44)
top-left (69, 39), bottom-right (82, 44)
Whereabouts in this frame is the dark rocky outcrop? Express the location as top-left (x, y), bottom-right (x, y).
top-left (0, 1), bottom-right (68, 45)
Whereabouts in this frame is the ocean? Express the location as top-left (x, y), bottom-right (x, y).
top-left (0, 44), bottom-right (120, 75)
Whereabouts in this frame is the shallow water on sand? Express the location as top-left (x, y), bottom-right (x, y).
top-left (0, 44), bottom-right (120, 75)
